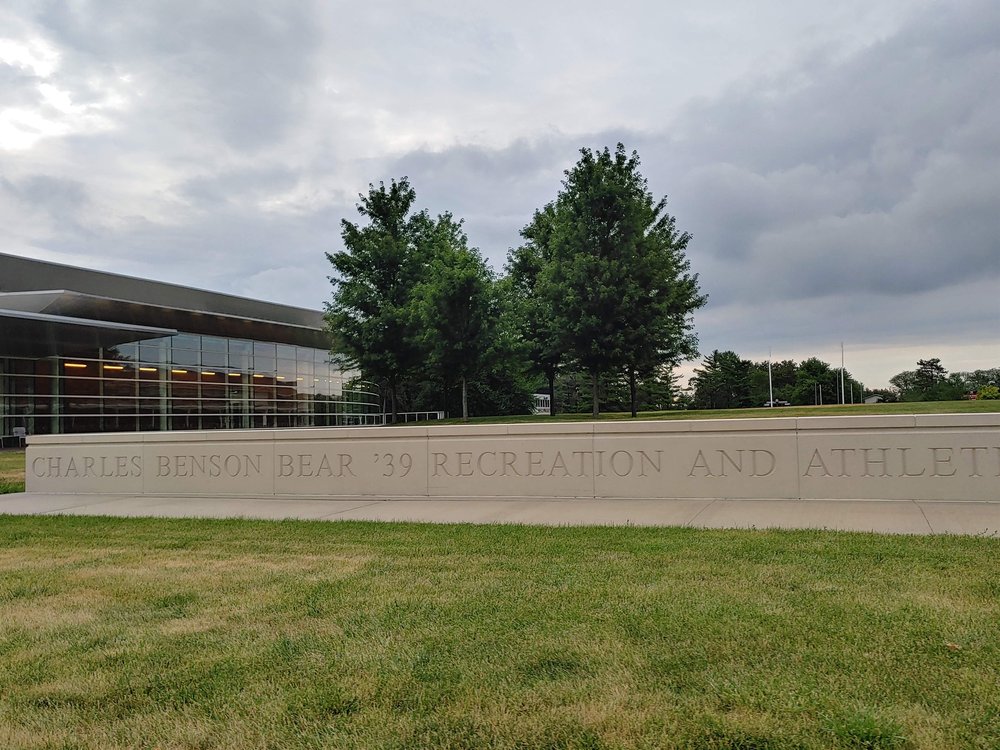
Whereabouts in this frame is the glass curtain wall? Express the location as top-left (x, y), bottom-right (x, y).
top-left (0, 334), bottom-right (379, 436)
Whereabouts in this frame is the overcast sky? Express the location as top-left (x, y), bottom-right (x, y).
top-left (2, 0), bottom-right (998, 388)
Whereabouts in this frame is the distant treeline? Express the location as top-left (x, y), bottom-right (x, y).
top-left (689, 353), bottom-right (999, 409)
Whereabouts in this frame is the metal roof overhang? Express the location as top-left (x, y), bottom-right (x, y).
top-left (0, 290), bottom-right (331, 349)
top-left (0, 309), bottom-right (179, 357)
top-left (0, 252), bottom-right (324, 328)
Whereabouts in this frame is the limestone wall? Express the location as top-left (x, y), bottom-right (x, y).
top-left (25, 414), bottom-right (1000, 501)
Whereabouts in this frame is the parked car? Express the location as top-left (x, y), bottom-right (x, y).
top-left (763, 399), bottom-right (791, 407)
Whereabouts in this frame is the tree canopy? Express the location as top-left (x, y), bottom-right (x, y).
top-left (413, 215), bottom-right (499, 419)
top-left (327, 179), bottom-right (532, 422)
top-left (506, 204), bottom-right (562, 416)
top-left (325, 162), bottom-right (996, 421)
top-left (690, 350), bottom-right (754, 409)
top-left (536, 144), bottom-right (706, 417)
top-left (889, 358), bottom-right (968, 401)
top-left (690, 353), bottom-right (864, 408)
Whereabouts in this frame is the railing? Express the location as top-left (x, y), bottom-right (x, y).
top-left (0, 413), bottom-right (448, 438)
top-left (378, 411), bottom-right (446, 424)
top-left (0, 434), bottom-right (26, 449)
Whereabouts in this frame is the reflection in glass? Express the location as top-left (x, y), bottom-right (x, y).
top-left (229, 339), bottom-right (253, 370)
top-left (110, 343), bottom-right (138, 362)
top-left (201, 348), bottom-right (228, 368)
top-left (140, 337), bottom-right (168, 363)
top-left (171, 347), bottom-right (200, 367)
top-left (1, 335), bottom-right (378, 435)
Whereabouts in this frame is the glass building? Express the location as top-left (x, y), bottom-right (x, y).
top-left (1, 253), bottom-right (380, 436)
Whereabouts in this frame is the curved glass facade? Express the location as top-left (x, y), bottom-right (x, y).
top-left (0, 333), bottom-right (380, 435)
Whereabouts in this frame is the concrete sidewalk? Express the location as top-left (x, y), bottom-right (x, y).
top-left (2, 492), bottom-right (1000, 536)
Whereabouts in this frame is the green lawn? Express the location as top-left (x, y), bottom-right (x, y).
top-left (1, 517), bottom-right (997, 749)
top-left (435, 399), bottom-right (1000, 425)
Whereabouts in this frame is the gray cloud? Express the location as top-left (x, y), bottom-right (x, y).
top-left (666, 0), bottom-right (1000, 305)
top-left (29, 0), bottom-right (323, 149)
top-left (1, 0), bottom-right (997, 386)
top-left (2, 174), bottom-right (88, 220)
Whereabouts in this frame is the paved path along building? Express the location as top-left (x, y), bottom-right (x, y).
top-left (3, 491), bottom-right (999, 536)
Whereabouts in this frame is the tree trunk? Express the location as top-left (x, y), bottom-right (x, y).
top-left (547, 369), bottom-right (556, 417)
top-left (629, 369), bottom-right (638, 418)
top-left (591, 371), bottom-right (599, 419)
top-left (461, 376), bottom-right (468, 420)
top-left (390, 382), bottom-right (398, 425)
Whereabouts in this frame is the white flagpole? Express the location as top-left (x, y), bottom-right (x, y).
top-left (840, 342), bottom-right (846, 405)
top-left (768, 348), bottom-right (773, 407)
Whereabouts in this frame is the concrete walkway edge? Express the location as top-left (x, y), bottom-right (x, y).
top-left (3, 492), bottom-right (1000, 536)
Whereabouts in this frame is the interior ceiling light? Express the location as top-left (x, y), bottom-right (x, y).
top-left (228, 372), bottom-right (240, 377)
top-left (253, 374), bottom-right (265, 379)
top-left (103, 365), bottom-right (125, 370)
top-left (202, 371), bottom-right (216, 376)
top-left (139, 367), bottom-right (157, 372)
top-left (171, 369), bottom-right (188, 375)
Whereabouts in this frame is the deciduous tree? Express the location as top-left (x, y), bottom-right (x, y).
top-left (325, 178), bottom-right (429, 423)
top-left (537, 144), bottom-right (705, 418)
top-left (413, 215), bottom-right (498, 420)
top-left (507, 204), bottom-right (563, 416)
top-left (792, 357), bottom-right (838, 405)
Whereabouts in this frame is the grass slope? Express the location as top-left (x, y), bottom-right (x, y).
top-left (1, 517), bottom-right (998, 749)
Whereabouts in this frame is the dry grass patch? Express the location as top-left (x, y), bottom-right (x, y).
top-left (0, 448), bottom-right (23, 479)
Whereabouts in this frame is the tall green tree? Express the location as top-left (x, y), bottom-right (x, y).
top-left (413, 215), bottom-right (498, 420)
top-left (506, 204), bottom-right (562, 416)
top-left (325, 178), bottom-right (429, 423)
top-left (915, 358), bottom-right (947, 393)
top-left (890, 358), bottom-right (965, 401)
top-left (619, 199), bottom-right (704, 417)
top-left (690, 350), bottom-right (753, 409)
top-left (538, 144), bottom-right (705, 418)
